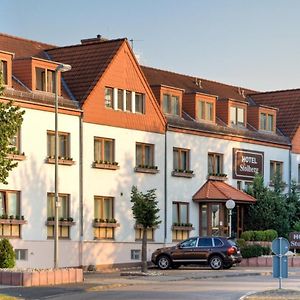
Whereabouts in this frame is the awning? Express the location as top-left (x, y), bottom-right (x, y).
top-left (192, 180), bottom-right (256, 204)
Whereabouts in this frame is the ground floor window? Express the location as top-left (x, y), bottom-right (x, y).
top-left (172, 202), bottom-right (191, 241)
top-left (135, 226), bottom-right (154, 241)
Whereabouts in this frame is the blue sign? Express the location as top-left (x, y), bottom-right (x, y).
top-left (272, 237), bottom-right (289, 255)
top-left (273, 255), bottom-right (288, 278)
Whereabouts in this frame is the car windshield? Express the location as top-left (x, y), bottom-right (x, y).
top-left (180, 238), bottom-right (197, 248)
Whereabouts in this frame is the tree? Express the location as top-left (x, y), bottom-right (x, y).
top-left (130, 186), bottom-right (161, 272)
top-left (0, 71), bottom-right (24, 184)
top-left (0, 238), bottom-right (15, 268)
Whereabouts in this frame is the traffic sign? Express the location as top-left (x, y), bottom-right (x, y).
top-left (272, 237), bottom-right (289, 255)
top-left (273, 255), bottom-right (288, 278)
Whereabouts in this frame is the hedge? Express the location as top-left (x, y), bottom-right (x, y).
top-left (240, 244), bottom-right (271, 258)
top-left (240, 229), bottom-right (277, 242)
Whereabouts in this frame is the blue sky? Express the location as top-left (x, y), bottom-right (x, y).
top-left (2, 0), bottom-right (300, 91)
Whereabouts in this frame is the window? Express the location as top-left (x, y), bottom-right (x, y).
top-left (94, 196), bottom-right (115, 239)
top-left (230, 106), bottom-right (245, 126)
top-left (9, 129), bottom-right (21, 155)
top-left (0, 191), bottom-right (22, 238)
top-left (47, 131), bottom-right (70, 159)
top-left (172, 202), bottom-right (189, 241)
top-left (126, 91), bottom-right (132, 112)
top-left (162, 94), bottom-right (179, 116)
top-left (198, 237), bottom-right (213, 247)
top-left (208, 153), bottom-right (223, 174)
top-left (197, 100), bottom-right (214, 121)
top-left (136, 143), bottom-right (154, 167)
top-left (117, 89), bottom-right (124, 110)
top-left (298, 164), bottom-right (300, 184)
top-left (237, 181), bottom-right (242, 190)
top-left (270, 161), bottom-right (283, 182)
top-left (131, 249), bottom-right (141, 260)
top-left (180, 237), bottom-right (197, 248)
top-left (135, 93), bottom-right (145, 113)
top-left (94, 137), bottom-right (115, 163)
top-left (105, 87), bottom-right (114, 108)
top-left (0, 60), bottom-right (8, 85)
top-left (47, 193), bottom-right (70, 238)
top-left (260, 113), bottom-right (274, 131)
top-left (15, 249), bottom-right (28, 261)
top-left (135, 227), bottom-right (154, 241)
top-left (35, 67), bottom-right (55, 93)
top-left (173, 148), bottom-right (190, 171)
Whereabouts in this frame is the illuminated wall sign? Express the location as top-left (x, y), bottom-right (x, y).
top-left (232, 148), bottom-right (264, 180)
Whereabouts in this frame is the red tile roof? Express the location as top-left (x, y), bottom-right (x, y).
top-left (0, 33), bottom-right (54, 59)
top-left (141, 66), bottom-right (257, 102)
top-left (192, 180), bottom-right (256, 203)
top-left (46, 39), bottom-right (125, 103)
top-left (250, 89), bottom-right (300, 139)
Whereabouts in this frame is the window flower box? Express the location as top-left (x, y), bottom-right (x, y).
top-left (93, 218), bottom-right (120, 228)
top-left (46, 217), bottom-right (75, 226)
top-left (172, 223), bottom-right (194, 231)
top-left (7, 152), bottom-right (26, 161)
top-left (172, 169), bottom-right (194, 178)
top-left (45, 156), bottom-right (75, 166)
top-left (134, 165), bottom-right (159, 174)
top-left (0, 216), bottom-right (27, 225)
top-left (134, 224), bottom-right (158, 229)
top-left (92, 161), bottom-right (120, 170)
top-left (207, 173), bottom-right (228, 181)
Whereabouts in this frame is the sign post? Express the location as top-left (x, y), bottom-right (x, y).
top-left (272, 237), bottom-right (290, 289)
top-left (225, 199), bottom-right (235, 238)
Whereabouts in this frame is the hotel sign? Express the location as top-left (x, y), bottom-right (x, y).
top-left (289, 232), bottom-right (300, 249)
top-left (233, 148), bottom-right (264, 180)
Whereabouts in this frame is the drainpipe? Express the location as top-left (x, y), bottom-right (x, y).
top-left (79, 112), bottom-right (84, 267)
top-left (164, 126), bottom-right (168, 245)
top-left (289, 148), bottom-right (292, 194)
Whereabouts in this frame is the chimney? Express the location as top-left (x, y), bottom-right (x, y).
top-left (81, 34), bottom-right (108, 44)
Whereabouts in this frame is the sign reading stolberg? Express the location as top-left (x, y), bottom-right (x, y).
top-left (232, 148), bottom-right (264, 180)
top-left (289, 232), bottom-right (300, 249)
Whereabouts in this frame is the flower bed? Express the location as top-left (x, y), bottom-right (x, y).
top-left (0, 268), bottom-right (83, 286)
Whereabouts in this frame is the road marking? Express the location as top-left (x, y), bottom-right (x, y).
top-left (239, 291), bottom-right (256, 300)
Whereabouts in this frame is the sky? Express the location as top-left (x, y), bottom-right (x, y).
top-left (1, 0), bottom-right (300, 92)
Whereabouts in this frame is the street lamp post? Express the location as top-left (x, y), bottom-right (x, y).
top-left (54, 64), bottom-right (71, 269)
top-left (225, 199), bottom-right (235, 238)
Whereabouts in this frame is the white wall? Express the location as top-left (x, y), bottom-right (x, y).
top-left (291, 153), bottom-right (300, 184)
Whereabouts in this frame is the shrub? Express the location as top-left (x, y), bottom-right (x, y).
top-left (253, 230), bottom-right (266, 241)
top-left (241, 231), bottom-right (255, 241)
top-left (0, 238), bottom-right (15, 268)
top-left (240, 244), bottom-right (271, 258)
top-left (236, 238), bottom-right (246, 248)
top-left (264, 229), bottom-right (278, 241)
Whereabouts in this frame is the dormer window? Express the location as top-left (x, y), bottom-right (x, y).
top-left (35, 67), bottom-right (55, 93)
top-left (135, 93), bottom-right (145, 114)
top-left (163, 94), bottom-right (179, 116)
top-left (0, 60), bottom-right (8, 85)
top-left (105, 87), bottom-right (114, 108)
top-left (260, 113), bottom-right (274, 131)
top-left (230, 106), bottom-right (245, 126)
top-left (197, 100), bottom-right (214, 122)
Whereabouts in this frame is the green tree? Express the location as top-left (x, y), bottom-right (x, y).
top-left (131, 186), bottom-right (161, 272)
top-left (0, 238), bottom-right (15, 268)
top-left (0, 71), bottom-right (24, 184)
top-left (245, 173), bottom-right (290, 237)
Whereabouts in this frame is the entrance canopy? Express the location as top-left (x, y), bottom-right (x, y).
top-left (192, 180), bottom-right (256, 204)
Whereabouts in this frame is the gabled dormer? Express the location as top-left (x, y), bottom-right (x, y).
top-left (216, 98), bottom-right (248, 128)
top-left (13, 57), bottom-right (63, 95)
top-left (248, 105), bottom-right (277, 133)
top-left (0, 50), bottom-right (14, 88)
top-left (183, 92), bottom-right (217, 124)
top-left (150, 85), bottom-right (183, 117)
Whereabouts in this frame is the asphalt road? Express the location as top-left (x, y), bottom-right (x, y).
top-left (2, 267), bottom-right (300, 300)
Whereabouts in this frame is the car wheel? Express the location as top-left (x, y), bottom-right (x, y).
top-left (157, 255), bottom-right (171, 270)
top-left (209, 255), bottom-right (223, 270)
top-left (223, 263), bottom-right (233, 270)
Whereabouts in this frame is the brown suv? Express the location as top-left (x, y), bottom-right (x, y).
top-left (151, 236), bottom-right (242, 270)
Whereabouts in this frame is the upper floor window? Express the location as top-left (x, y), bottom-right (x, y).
top-left (298, 164), bottom-right (300, 184)
top-left (0, 190), bottom-right (20, 217)
top-left (163, 94), bottom-right (179, 116)
top-left (230, 106), bottom-right (245, 126)
top-left (35, 67), bottom-right (55, 93)
top-left (0, 60), bottom-right (8, 85)
top-left (9, 129), bottom-right (21, 155)
top-left (260, 113), bottom-right (274, 132)
top-left (117, 89), bottom-right (124, 110)
top-left (135, 93), bottom-right (145, 114)
top-left (94, 137), bottom-right (115, 163)
top-left (173, 148), bottom-right (190, 171)
top-left (126, 91), bottom-right (132, 112)
top-left (197, 100), bottom-right (214, 121)
top-left (47, 131), bottom-right (70, 159)
top-left (105, 87), bottom-right (114, 108)
top-left (136, 143), bottom-right (154, 167)
top-left (208, 153), bottom-right (223, 174)
top-left (270, 161), bottom-right (283, 182)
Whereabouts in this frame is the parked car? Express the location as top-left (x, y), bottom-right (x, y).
top-left (151, 236), bottom-right (242, 270)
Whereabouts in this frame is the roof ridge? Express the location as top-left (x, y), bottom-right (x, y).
top-left (0, 32), bottom-right (56, 47)
top-left (141, 65), bottom-right (258, 93)
top-left (46, 38), bottom-right (127, 52)
top-left (212, 181), bottom-right (230, 199)
top-left (250, 87), bottom-right (300, 96)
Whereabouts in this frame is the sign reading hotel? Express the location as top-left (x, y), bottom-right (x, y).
top-left (289, 232), bottom-right (300, 249)
top-left (233, 148), bottom-right (264, 180)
